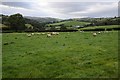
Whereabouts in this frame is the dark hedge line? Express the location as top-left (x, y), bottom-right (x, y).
top-left (1, 29), bottom-right (78, 33)
top-left (82, 27), bottom-right (120, 31)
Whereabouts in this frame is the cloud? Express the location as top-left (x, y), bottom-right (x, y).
top-left (68, 2), bottom-right (118, 17)
top-left (2, 0), bottom-right (119, 2)
top-left (1, 2), bottom-right (32, 9)
top-left (0, 1), bottom-right (118, 19)
top-left (0, 4), bottom-right (51, 17)
top-left (38, 2), bottom-right (118, 18)
top-left (47, 2), bottom-right (90, 14)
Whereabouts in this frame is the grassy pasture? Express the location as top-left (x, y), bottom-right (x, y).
top-left (2, 31), bottom-right (118, 78)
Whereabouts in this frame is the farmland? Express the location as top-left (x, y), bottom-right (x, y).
top-left (80, 25), bottom-right (120, 31)
top-left (47, 21), bottom-right (90, 26)
top-left (2, 31), bottom-right (118, 78)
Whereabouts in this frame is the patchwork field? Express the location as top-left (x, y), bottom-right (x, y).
top-left (2, 31), bottom-right (118, 78)
top-left (47, 21), bottom-right (90, 26)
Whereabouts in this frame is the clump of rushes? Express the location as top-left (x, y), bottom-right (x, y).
top-left (3, 42), bottom-right (9, 45)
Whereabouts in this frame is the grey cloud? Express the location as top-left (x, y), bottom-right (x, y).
top-left (48, 2), bottom-right (113, 14)
top-left (1, 2), bottom-right (118, 18)
top-left (71, 8), bottom-right (117, 18)
top-left (2, 2), bottom-right (32, 9)
top-left (47, 2), bottom-right (117, 18)
top-left (48, 2), bottom-right (91, 13)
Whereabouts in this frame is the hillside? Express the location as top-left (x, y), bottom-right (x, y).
top-left (47, 21), bottom-right (90, 27)
top-left (80, 25), bottom-right (120, 31)
top-left (24, 16), bottom-right (61, 23)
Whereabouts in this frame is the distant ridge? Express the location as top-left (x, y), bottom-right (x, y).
top-left (24, 16), bottom-right (62, 23)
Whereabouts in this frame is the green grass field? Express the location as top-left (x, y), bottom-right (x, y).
top-left (47, 21), bottom-right (90, 26)
top-left (2, 31), bottom-right (118, 78)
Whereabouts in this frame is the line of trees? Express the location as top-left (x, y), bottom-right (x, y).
top-left (2, 13), bottom-right (26, 31)
top-left (84, 17), bottom-right (120, 27)
top-left (1, 13), bottom-right (47, 32)
top-left (1, 13), bottom-right (70, 32)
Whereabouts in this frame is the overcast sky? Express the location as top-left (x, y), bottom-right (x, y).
top-left (0, 0), bottom-right (119, 19)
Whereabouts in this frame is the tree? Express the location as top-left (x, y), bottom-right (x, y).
top-left (60, 24), bottom-right (67, 30)
top-left (8, 13), bottom-right (25, 31)
top-left (1, 15), bottom-right (10, 26)
top-left (50, 26), bottom-right (56, 30)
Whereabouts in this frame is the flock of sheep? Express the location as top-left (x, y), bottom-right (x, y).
top-left (26, 31), bottom-right (109, 38)
top-left (26, 32), bottom-right (59, 38)
top-left (47, 32), bottom-right (59, 37)
top-left (79, 30), bottom-right (109, 37)
top-left (92, 32), bottom-right (100, 37)
top-left (92, 31), bottom-right (109, 37)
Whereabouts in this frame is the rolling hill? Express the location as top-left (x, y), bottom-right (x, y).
top-left (79, 25), bottom-right (120, 31)
top-left (47, 21), bottom-right (90, 27)
top-left (24, 16), bottom-right (61, 23)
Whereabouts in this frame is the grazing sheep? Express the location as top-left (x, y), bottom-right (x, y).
top-left (56, 32), bottom-right (59, 35)
top-left (98, 32), bottom-right (101, 34)
top-left (93, 32), bottom-right (97, 37)
top-left (51, 32), bottom-right (56, 35)
top-left (51, 32), bottom-right (59, 35)
top-left (31, 33), bottom-right (34, 35)
top-left (47, 34), bottom-right (51, 38)
top-left (27, 34), bottom-right (31, 37)
top-left (41, 33), bottom-right (45, 35)
top-left (80, 31), bottom-right (84, 33)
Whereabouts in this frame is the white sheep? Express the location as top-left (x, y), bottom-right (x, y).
top-left (31, 33), bottom-right (34, 35)
top-left (47, 34), bottom-right (51, 38)
top-left (41, 33), bottom-right (45, 35)
top-left (98, 32), bottom-right (101, 34)
top-left (51, 32), bottom-right (56, 35)
top-left (56, 32), bottom-right (59, 35)
top-left (27, 34), bottom-right (31, 37)
top-left (80, 31), bottom-right (84, 33)
top-left (93, 32), bottom-right (97, 37)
